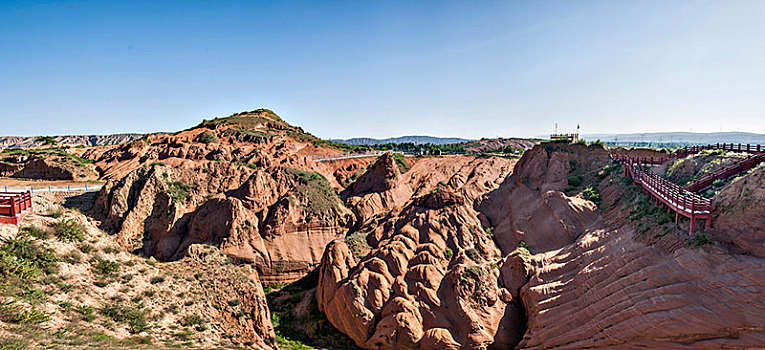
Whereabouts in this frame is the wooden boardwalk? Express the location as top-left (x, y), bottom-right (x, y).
top-left (613, 143), bottom-right (764, 235)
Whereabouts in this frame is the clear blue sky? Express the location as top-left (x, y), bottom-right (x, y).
top-left (2, 0), bottom-right (764, 138)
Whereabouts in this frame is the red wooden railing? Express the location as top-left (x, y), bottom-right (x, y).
top-left (0, 191), bottom-right (33, 225)
top-left (619, 158), bottom-right (712, 235)
top-left (683, 153), bottom-right (765, 193)
top-left (611, 154), bottom-right (675, 165)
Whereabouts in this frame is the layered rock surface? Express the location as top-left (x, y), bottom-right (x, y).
top-left (318, 142), bottom-right (765, 349)
top-left (317, 155), bottom-right (520, 349)
top-left (90, 110), bottom-right (363, 284)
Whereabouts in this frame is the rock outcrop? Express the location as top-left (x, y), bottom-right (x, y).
top-left (480, 143), bottom-right (607, 253)
top-left (318, 142), bottom-right (765, 349)
top-left (711, 165), bottom-right (765, 257)
top-left (317, 156), bottom-right (519, 349)
top-left (92, 161), bottom-right (353, 284)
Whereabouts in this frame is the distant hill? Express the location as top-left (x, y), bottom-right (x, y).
top-left (331, 136), bottom-right (471, 145)
top-left (581, 132), bottom-right (765, 146)
top-left (0, 134), bottom-right (144, 149)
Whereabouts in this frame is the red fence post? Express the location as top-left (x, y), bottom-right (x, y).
top-left (9, 196), bottom-right (16, 217)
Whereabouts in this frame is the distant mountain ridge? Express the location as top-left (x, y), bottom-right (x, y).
top-left (581, 132), bottom-right (765, 145)
top-left (331, 135), bottom-right (471, 145)
top-left (0, 134), bottom-right (144, 149)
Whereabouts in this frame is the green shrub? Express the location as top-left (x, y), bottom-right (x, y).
top-left (150, 276), bottom-right (165, 284)
top-left (92, 258), bottom-right (120, 275)
top-left (567, 175), bottom-right (583, 187)
top-left (0, 304), bottom-right (50, 324)
top-left (444, 248), bottom-right (453, 260)
top-left (582, 186), bottom-right (600, 203)
top-left (246, 163), bottom-right (258, 170)
top-left (19, 225), bottom-right (48, 239)
top-left (694, 233), bottom-right (711, 246)
top-left (100, 302), bottom-right (150, 334)
top-left (228, 299), bottom-right (240, 307)
top-left (54, 219), bottom-right (85, 242)
top-left (166, 181), bottom-right (191, 203)
top-left (197, 130), bottom-right (219, 144)
top-left (0, 233), bottom-right (58, 281)
top-left (36, 136), bottom-right (57, 145)
top-left (344, 231), bottom-right (370, 261)
top-left (180, 314), bottom-right (205, 327)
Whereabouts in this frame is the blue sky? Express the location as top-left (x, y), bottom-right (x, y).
top-left (1, 0), bottom-right (764, 138)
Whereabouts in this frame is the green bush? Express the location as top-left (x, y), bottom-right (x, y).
top-left (0, 304), bottom-right (50, 324)
top-left (166, 181), bottom-right (191, 203)
top-left (100, 302), bottom-right (150, 334)
top-left (582, 186), bottom-right (600, 203)
top-left (567, 175), bottom-right (583, 187)
top-left (694, 233), bottom-right (711, 246)
top-left (344, 231), bottom-right (370, 261)
top-left (35, 136), bottom-right (57, 146)
top-left (54, 219), bottom-right (85, 242)
top-left (92, 258), bottom-right (120, 275)
top-left (197, 130), bottom-right (219, 144)
top-left (19, 225), bottom-right (48, 239)
top-left (150, 276), bottom-right (165, 284)
top-left (0, 232), bottom-right (58, 281)
top-left (180, 314), bottom-right (205, 327)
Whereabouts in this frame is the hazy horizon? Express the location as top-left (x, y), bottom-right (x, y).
top-left (2, 1), bottom-right (764, 138)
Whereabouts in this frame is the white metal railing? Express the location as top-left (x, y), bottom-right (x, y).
top-left (308, 151), bottom-right (388, 162)
top-left (1, 184), bottom-right (104, 193)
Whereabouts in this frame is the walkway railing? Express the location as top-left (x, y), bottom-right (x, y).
top-left (1, 184), bottom-right (104, 193)
top-left (684, 143), bottom-right (764, 154)
top-left (683, 153), bottom-right (765, 193)
top-left (308, 151), bottom-right (388, 162)
top-left (620, 158), bottom-right (712, 235)
top-left (0, 191), bottom-right (33, 225)
top-left (611, 154), bottom-right (676, 165)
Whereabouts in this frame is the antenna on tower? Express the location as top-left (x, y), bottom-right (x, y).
top-left (555, 123), bottom-right (558, 134)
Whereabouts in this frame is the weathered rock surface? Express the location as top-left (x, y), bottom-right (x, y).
top-left (319, 143), bottom-right (765, 349)
top-left (317, 156), bottom-right (520, 349)
top-left (480, 143), bottom-right (607, 254)
top-left (519, 224), bottom-right (765, 349)
top-left (88, 111), bottom-right (362, 285)
top-left (0, 133), bottom-right (143, 149)
top-left (711, 165), bottom-right (765, 257)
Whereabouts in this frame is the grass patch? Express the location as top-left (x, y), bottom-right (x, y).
top-left (284, 168), bottom-right (344, 219)
top-left (99, 302), bottom-right (150, 334)
top-left (392, 153), bottom-right (410, 173)
top-left (166, 181), bottom-right (191, 203)
top-left (54, 219), bottom-right (86, 242)
top-left (344, 231), bottom-right (370, 261)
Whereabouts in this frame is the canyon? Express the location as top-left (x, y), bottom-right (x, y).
top-left (1, 110), bottom-right (763, 349)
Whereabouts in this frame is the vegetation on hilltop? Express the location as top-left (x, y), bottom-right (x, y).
top-left (196, 109), bottom-right (369, 152)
